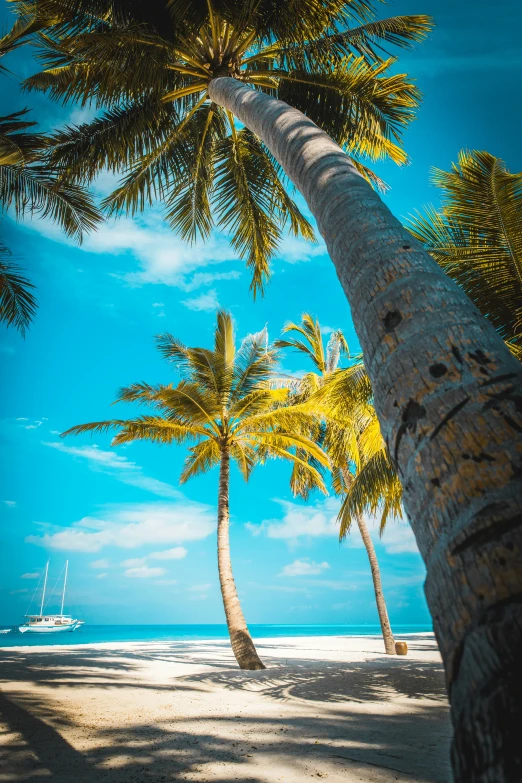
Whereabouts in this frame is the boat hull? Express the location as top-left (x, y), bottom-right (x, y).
top-left (18, 622), bottom-right (78, 634)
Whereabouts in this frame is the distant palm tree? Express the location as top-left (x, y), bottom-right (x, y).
top-left (63, 311), bottom-right (328, 670)
top-left (408, 150), bottom-right (522, 357)
top-left (1, 16), bottom-right (102, 333)
top-left (276, 314), bottom-right (397, 654)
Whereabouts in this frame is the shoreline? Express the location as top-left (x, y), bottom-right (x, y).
top-left (0, 633), bottom-right (450, 781)
top-left (0, 630), bottom-right (435, 653)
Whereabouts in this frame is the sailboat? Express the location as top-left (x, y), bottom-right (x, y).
top-left (18, 561), bottom-right (84, 634)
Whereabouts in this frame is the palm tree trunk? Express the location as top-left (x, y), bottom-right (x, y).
top-left (217, 445), bottom-right (265, 670)
top-left (208, 77), bottom-right (522, 781)
top-left (356, 514), bottom-right (396, 655)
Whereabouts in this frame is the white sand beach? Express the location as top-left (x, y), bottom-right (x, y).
top-left (0, 634), bottom-right (451, 782)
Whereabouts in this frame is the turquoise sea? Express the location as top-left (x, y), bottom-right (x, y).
top-left (0, 623), bottom-right (433, 648)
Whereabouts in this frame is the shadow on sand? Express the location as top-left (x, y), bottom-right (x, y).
top-left (0, 641), bottom-right (451, 783)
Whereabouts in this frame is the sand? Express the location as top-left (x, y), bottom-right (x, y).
top-left (0, 634), bottom-right (451, 782)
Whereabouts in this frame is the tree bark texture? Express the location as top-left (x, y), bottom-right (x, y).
top-left (356, 514), bottom-right (396, 655)
top-left (208, 77), bottom-right (522, 781)
top-left (217, 446), bottom-right (265, 670)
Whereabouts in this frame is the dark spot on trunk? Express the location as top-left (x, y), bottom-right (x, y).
top-left (383, 311), bottom-right (402, 331)
top-left (482, 385), bottom-right (522, 422)
top-left (402, 245), bottom-right (411, 250)
top-left (479, 367), bottom-right (489, 375)
top-left (429, 363), bottom-right (448, 378)
top-left (451, 345), bottom-right (463, 364)
top-left (469, 349), bottom-right (491, 365)
top-left (394, 400), bottom-right (426, 463)
top-left (431, 478), bottom-right (440, 487)
top-left (480, 372), bottom-right (518, 387)
top-left (451, 505), bottom-right (519, 556)
top-left (499, 557), bottom-right (506, 566)
top-left (471, 453), bottom-right (496, 463)
top-left (430, 397), bottom-right (470, 441)
top-left (501, 412), bottom-right (522, 433)
top-left (462, 453), bottom-right (470, 460)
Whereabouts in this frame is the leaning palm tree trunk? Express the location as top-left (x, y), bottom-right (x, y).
top-left (217, 447), bottom-right (265, 670)
top-left (356, 514), bottom-right (396, 655)
top-left (209, 77), bottom-right (522, 780)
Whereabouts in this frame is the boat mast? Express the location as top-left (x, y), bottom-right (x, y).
top-left (39, 561), bottom-right (49, 616)
top-left (60, 560), bottom-right (68, 616)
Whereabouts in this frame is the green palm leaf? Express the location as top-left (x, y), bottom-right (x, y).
top-left (0, 243), bottom-right (37, 334)
top-left (408, 150), bottom-right (522, 352)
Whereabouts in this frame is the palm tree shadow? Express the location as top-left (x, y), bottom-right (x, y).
top-left (0, 689), bottom-right (451, 783)
top-left (0, 645), bottom-right (451, 782)
top-left (176, 657), bottom-right (448, 704)
top-left (0, 691), bottom-right (103, 782)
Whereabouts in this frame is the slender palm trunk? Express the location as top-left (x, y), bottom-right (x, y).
top-left (217, 445), bottom-right (265, 670)
top-left (356, 514), bottom-right (396, 655)
top-left (340, 467), bottom-right (395, 654)
top-left (209, 77), bottom-right (522, 781)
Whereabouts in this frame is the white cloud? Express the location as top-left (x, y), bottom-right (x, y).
top-left (26, 501), bottom-right (215, 553)
top-left (248, 498), bottom-right (340, 540)
top-left (45, 441), bottom-right (134, 470)
top-left (182, 270), bottom-right (240, 291)
top-left (281, 559), bottom-right (330, 577)
top-left (188, 583), bottom-right (211, 592)
top-left (43, 441), bottom-right (181, 498)
top-left (182, 289), bottom-right (219, 312)
top-left (3, 500), bottom-right (16, 508)
top-left (121, 557), bottom-right (147, 568)
top-left (249, 582), bottom-right (310, 594)
top-left (96, 572), bottom-right (108, 579)
top-left (152, 302), bottom-right (164, 307)
top-left (90, 559), bottom-right (110, 569)
top-left (150, 547), bottom-right (187, 561)
top-left (21, 572), bottom-right (40, 579)
top-left (378, 521), bottom-right (419, 554)
top-left (23, 420), bottom-right (43, 430)
top-left (249, 498), bottom-right (417, 555)
top-left (16, 417), bottom-right (28, 421)
top-left (276, 235), bottom-right (326, 264)
top-left (19, 209), bottom-right (242, 291)
top-left (155, 579), bottom-right (178, 586)
top-left (187, 583), bottom-right (212, 599)
top-left (124, 566), bottom-right (167, 579)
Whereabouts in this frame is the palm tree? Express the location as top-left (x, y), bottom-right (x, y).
top-left (63, 311), bottom-right (329, 670)
top-left (13, 4), bottom-right (522, 775)
top-left (13, 1), bottom-right (431, 294)
top-left (408, 150), bottom-right (522, 357)
top-left (275, 314), bottom-right (396, 654)
top-left (1, 17), bottom-right (102, 333)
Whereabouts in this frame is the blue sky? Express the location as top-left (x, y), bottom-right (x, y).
top-left (1, 0), bottom-right (521, 626)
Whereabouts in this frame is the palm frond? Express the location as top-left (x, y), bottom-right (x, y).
top-left (179, 437), bottom-right (220, 482)
top-left (407, 150), bottom-right (522, 349)
top-left (338, 449), bottom-right (403, 538)
top-left (0, 244), bottom-right (37, 334)
top-left (213, 127), bottom-right (282, 296)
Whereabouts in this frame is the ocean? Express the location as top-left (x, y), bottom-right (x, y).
top-left (0, 623), bottom-right (433, 647)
